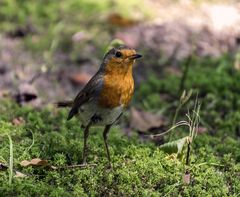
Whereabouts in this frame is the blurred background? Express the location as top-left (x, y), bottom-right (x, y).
top-left (0, 0), bottom-right (240, 138)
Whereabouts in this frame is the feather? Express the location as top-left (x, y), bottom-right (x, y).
top-left (67, 71), bottom-right (104, 120)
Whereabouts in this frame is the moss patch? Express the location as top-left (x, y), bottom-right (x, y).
top-left (0, 99), bottom-right (239, 196)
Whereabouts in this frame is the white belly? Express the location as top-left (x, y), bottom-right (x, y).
top-left (78, 102), bottom-right (124, 126)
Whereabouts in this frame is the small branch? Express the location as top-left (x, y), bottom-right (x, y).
top-left (65, 164), bottom-right (97, 169)
top-left (145, 121), bottom-right (190, 139)
top-left (52, 163), bottom-right (97, 170)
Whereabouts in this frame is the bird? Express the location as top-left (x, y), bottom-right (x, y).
top-left (57, 45), bottom-right (142, 166)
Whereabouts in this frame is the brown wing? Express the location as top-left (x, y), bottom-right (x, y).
top-left (67, 71), bottom-right (104, 120)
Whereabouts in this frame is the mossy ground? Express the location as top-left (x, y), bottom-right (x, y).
top-left (0, 102), bottom-right (239, 196)
top-left (1, 55), bottom-right (240, 196)
top-left (0, 0), bottom-right (240, 196)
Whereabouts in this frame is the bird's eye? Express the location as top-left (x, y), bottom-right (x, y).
top-left (115, 51), bottom-right (122, 58)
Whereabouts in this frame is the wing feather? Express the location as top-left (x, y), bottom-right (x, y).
top-left (67, 71), bottom-right (103, 120)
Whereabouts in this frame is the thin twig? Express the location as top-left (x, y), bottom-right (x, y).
top-left (7, 135), bottom-right (13, 184)
top-left (65, 164), bottom-right (97, 168)
top-left (53, 164), bottom-right (97, 170)
top-left (146, 121), bottom-right (190, 139)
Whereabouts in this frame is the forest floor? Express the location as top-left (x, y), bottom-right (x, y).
top-left (0, 0), bottom-right (240, 196)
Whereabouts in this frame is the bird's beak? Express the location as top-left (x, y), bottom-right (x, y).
top-left (129, 54), bottom-right (142, 60)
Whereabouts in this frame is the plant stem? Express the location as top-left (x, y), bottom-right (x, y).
top-left (7, 135), bottom-right (13, 184)
top-left (186, 141), bottom-right (191, 166)
top-left (169, 104), bottom-right (182, 141)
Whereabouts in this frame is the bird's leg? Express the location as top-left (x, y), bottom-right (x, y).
top-left (82, 121), bottom-right (92, 164)
top-left (103, 124), bottom-right (112, 167)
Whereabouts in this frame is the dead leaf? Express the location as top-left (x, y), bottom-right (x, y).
top-left (20, 158), bottom-right (56, 170)
top-left (14, 171), bottom-right (27, 178)
top-left (20, 160), bottom-right (30, 167)
top-left (20, 158), bottom-right (49, 167)
top-left (130, 108), bottom-right (167, 132)
top-left (107, 13), bottom-right (138, 27)
top-left (183, 172), bottom-right (191, 185)
top-left (12, 117), bottom-right (25, 126)
top-left (69, 72), bottom-right (92, 86)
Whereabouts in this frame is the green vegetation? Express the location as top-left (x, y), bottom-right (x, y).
top-left (0, 0), bottom-right (149, 56)
top-left (136, 55), bottom-right (240, 139)
top-left (0, 99), bottom-right (239, 196)
top-left (1, 54), bottom-right (240, 195)
top-left (0, 0), bottom-right (240, 196)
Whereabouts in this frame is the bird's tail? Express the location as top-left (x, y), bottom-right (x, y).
top-left (56, 101), bottom-right (73, 108)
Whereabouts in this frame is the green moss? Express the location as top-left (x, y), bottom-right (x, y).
top-left (0, 99), bottom-right (239, 196)
top-left (0, 0), bottom-right (239, 195)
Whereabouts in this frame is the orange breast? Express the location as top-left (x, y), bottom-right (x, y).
top-left (98, 70), bottom-right (134, 108)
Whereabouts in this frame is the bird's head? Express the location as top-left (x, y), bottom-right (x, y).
top-left (101, 45), bottom-right (142, 74)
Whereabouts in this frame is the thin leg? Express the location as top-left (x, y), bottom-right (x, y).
top-left (103, 124), bottom-right (112, 165)
top-left (82, 122), bottom-right (92, 164)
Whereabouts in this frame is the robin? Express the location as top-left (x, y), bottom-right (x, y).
top-left (57, 45), bottom-right (142, 165)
